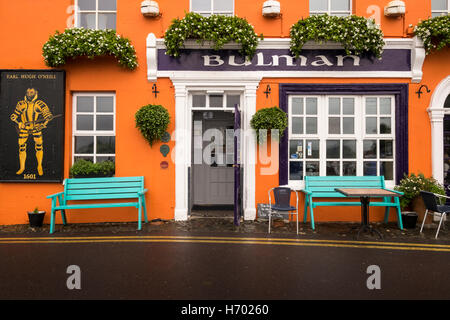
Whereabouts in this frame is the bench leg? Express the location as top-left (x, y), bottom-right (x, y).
top-left (141, 196), bottom-right (148, 223)
top-left (396, 205), bottom-right (404, 230)
top-left (383, 207), bottom-right (390, 224)
top-left (49, 209), bottom-right (56, 234)
top-left (303, 198), bottom-right (309, 223)
top-left (61, 210), bottom-right (67, 225)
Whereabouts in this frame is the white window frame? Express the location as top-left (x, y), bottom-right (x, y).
top-left (288, 95), bottom-right (395, 188)
top-left (72, 93), bottom-right (116, 164)
top-left (74, 0), bottom-right (117, 30)
top-left (190, 91), bottom-right (242, 110)
top-left (431, 0), bottom-right (450, 17)
top-left (309, 0), bottom-right (352, 16)
top-left (190, 0), bottom-right (235, 16)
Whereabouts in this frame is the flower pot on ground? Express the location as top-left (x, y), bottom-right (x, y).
top-left (28, 208), bottom-right (46, 228)
top-left (401, 211), bottom-right (419, 229)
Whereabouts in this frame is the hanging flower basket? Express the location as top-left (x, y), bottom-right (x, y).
top-left (250, 106), bottom-right (288, 144)
top-left (135, 104), bottom-right (170, 146)
top-left (164, 12), bottom-right (263, 58)
top-left (414, 15), bottom-right (450, 54)
top-left (43, 28), bottom-right (138, 70)
top-left (289, 14), bottom-right (385, 59)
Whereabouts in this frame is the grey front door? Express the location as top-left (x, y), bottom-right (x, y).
top-left (192, 111), bottom-right (234, 205)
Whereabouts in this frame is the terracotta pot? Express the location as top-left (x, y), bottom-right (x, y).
top-left (411, 196), bottom-right (434, 225)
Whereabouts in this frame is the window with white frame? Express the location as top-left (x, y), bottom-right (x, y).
top-left (75, 0), bottom-right (117, 30)
top-left (191, 0), bottom-right (234, 16)
top-left (73, 93), bottom-right (116, 163)
top-left (288, 95), bottom-right (395, 182)
top-left (309, 0), bottom-right (352, 16)
top-left (432, 0), bottom-right (449, 17)
top-left (190, 92), bottom-right (241, 109)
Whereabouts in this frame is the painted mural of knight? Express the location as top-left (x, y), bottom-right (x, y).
top-left (10, 88), bottom-right (53, 176)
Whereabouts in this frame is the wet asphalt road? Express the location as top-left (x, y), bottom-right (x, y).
top-left (0, 232), bottom-right (449, 300)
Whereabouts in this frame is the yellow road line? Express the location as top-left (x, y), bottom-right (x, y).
top-left (0, 236), bottom-right (449, 252)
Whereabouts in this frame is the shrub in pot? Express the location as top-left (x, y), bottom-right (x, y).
top-left (28, 207), bottom-right (46, 228)
top-left (69, 159), bottom-right (115, 178)
top-left (250, 106), bottom-right (288, 144)
top-left (135, 104), bottom-right (170, 146)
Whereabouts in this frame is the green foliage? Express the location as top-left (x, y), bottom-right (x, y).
top-left (164, 12), bottom-right (262, 58)
top-left (394, 173), bottom-right (445, 210)
top-left (414, 15), bottom-right (450, 54)
top-left (290, 14), bottom-right (385, 59)
top-left (69, 159), bottom-right (115, 178)
top-left (250, 107), bottom-right (288, 144)
top-left (43, 28), bottom-right (138, 70)
top-left (135, 104), bottom-right (170, 146)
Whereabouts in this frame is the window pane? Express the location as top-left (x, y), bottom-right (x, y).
top-left (226, 95), bottom-right (240, 108)
top-left (96, 115), bottom-right (114, 131)
top-left (366, 117), bottom-right (377, 134)
top-left (97, 156), bottom-right (115, 162)
top-left (77, 96), bottom-right (94, 112)
top-left (98, 0), bottom-right (117, 10)
top-left (292, 117), bottom-right (303, 135)
top-left (210, 95), bottom-right (223, 108)
top-left (381, 162), bottom-right (394, 180)
top-left (310, 0), bottom-right (328, 11)
top-left (306, 98), bottom-right (318, 114)
top-left (380, 117), bottom-right (391, 134)
top-left (432, 0), bottom-right (447, 10)
top-left (305, 117), bottom-right (317, 134)
top-left (193, 95), bottom-right (206, 108)
top-left (79, 13), bottom-right (96, 29)
top-left (343, 140), bottom-right (356, 158)
top-left (292, 98), bottom-right (303, 115)
top-left (329, 98), bottom-right (340, 114)
top-left (98, 13), bottom-right (116, 29)
top-left (342, 117), bottom-right (354, 134)
top-left (290, 140), bottom-right (303, 159)
top-left (77, 115), bottom-right (94, 130)
top-left (97, 136), bottom-right (115, 154)
top-left (380, 140), bottom-right (394, 159)
top-left (213, 0), bottom-right (233, 11)
top-left (331, 0), bottom-right (350, 11)
top-left (364, 162), bottom-right (377, 176)
top-left (306, 140), bottom-right (320, 158)
top-left (305, 161), bottom-right (320, 176)
top-left (192, 0), bottom-right (212, 11)
top-left (75, 136), bottom-right (94, 153)
top-left (326, 140), bottom-right (340, 158)
top-left (289, 161), bottom-right (303, 180)
top-left (343, 98), bottom-right (354, 114)
top-left (328, 117), bottom-right (340, 134)
top-left (75, 156), bottom-right (94, 162)
top-left (78, 0), bottom-right (96, 10)
top-left (363, 140), bottom-right (377, 159)
top-left (96, 96), bottom-right (114, 112)
top-left (343, 161), bottom-right (357, 176)
top-left (366, 98), bottom-right (377, 114)
top-left (326, 161), bottom-right (340, 176)
top-left (380, 98), bottom-right (391, 114)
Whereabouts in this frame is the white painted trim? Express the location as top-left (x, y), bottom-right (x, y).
top-left (427, 76), bottom-right (450, 184)
top-left (411, 36), bottom-right (426, 83)
top-left (146, 33), bottom-right (157, 82)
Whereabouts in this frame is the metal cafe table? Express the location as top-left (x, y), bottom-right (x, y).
top-left (334, 188), bottom-right (402, 240)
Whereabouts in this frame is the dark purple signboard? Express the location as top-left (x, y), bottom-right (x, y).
top-left (158, 49), bottom-right (411, 72)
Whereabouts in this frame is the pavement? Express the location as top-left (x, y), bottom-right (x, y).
top-left (0, 214), bottom-right (449, 244)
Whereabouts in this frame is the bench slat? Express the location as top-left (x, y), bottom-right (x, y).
top-left (66, 193), bottom-right (141, 201)
top-left (66, 187), bottom-right (142, 195)
top-left (66, 176), bottom-right (143, 183)
top-left (66, 182), bottom-right (142, 190)
top-left (55, 202), bottom-right (139, 210)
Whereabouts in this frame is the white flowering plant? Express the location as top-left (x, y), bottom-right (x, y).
top-left (164, 12), bottom-right (262, 58)
top-left (414, 15), bottom-right (450, 54)
top-left (42, 28), bottom-right (138, 70)
top-left (289, 14), bottom-right (385, 59)
top-left (394, 173), bottom-right (445, 210)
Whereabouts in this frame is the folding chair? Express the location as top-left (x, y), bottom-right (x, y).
top-left (419, 191), bottom-right (449, 239)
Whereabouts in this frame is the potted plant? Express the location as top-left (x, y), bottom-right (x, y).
top-left (135, 104), bottom-right (170, 146)
top-left (69, 159), bottom-right (115, 178)
top-left (28, 207), bottom-right (46, 228)
top-left (414, 15), bottom-right (450, 54)
top-left (250, 106), bottom-right (288, 144)
top-left (394, 173), bottom-right (446, 228)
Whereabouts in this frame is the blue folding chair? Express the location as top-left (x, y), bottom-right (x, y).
top-left (420, 191), bottom-right (449, 239)
top-left (268, 187), bottom-right (299, 234)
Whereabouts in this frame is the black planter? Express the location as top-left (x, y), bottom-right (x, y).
top-left (401, 212), bottom-right (418, 229)
top-left (28, 211), bottom-right (46, 228)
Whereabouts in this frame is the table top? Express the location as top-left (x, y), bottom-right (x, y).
top-left (335, 188), bottom-right (401, 197)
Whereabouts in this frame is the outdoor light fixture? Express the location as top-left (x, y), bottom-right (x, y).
top-left (262, 0), bottom-right (281, 18)
top-left (384, 1), bottom-right (406, 17)
top-left (141, 1), bottom-right (160, 17)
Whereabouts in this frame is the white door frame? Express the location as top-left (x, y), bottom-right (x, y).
top-left (427, 76), bottom-right (450, 184)
top-left (171, 75), bottom-right (262, 221)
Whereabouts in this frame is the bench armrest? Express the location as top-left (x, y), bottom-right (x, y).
top-left (47, 191), bottom-right (64, 199)
top-left (138, 189), bottom-right (148, 196)
top-left (383, 188), bottom-right (404, 196)
top-left (300, 189), bottom-right (312, 195)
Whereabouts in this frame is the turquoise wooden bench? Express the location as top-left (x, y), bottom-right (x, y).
top-left (301, 176), bottom-right (403, 231)
top-left (47, 176), bottom-right (148, 234)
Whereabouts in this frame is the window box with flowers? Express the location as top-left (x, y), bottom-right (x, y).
top-left (164, 12), bottom-right (263, 59)
top-left (414, 15), bottom-right (450, 55)
top-left (42, 28), bottom-right (138, 70)
top-left (289, 14), bottom-right (385, 59)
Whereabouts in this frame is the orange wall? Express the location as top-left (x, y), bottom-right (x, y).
top-left (0, 0), bottom-right (448, 226)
